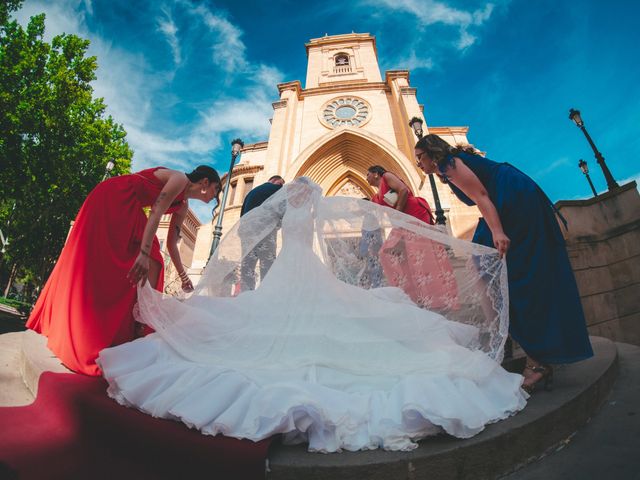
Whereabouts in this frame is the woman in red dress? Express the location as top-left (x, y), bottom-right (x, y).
top-left (366, 166), bottom-right (457, 310)
top-left (26, 166), bottom-right (221, 375)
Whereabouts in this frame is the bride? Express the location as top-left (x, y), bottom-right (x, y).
top-left (98, 177), bottom-right (527, 453)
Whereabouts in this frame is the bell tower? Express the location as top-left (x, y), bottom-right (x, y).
top-left (305, 33), bottom-right (383, 89)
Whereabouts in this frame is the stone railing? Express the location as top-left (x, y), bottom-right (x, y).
top-left (556, 181), bottom-right (640, 345)
top-left (333, 65), bottom-right (352, 74)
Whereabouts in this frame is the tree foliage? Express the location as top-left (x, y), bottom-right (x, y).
top-left (0, 2), bottom-right (133, 299)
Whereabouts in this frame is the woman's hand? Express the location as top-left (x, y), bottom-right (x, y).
top-left (493, 231), bottom-right (511, 257)
top-left (127, 252), bottom-right (150, 286)
top-left (178, 270), bottom-right (194, 293)
top-left (181, 277), bottom-right (194, 293)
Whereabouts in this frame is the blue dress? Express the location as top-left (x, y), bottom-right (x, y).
top-left (442, 152), bottom-right (593, 364)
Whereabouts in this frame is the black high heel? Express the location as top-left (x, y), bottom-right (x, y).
top-left (522, 364), bottom-right (553, 394)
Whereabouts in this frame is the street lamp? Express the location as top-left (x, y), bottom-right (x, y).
top-left (209, 138), bottom-right (244, 258)
top-left (578, 159), bottom-right (598, 197)
top-left (568, 108), bottom-right (619, 191)
top-left (408, 116), bottom-right (446, 226)
top-left (102, 159), bottom-right (115, 181)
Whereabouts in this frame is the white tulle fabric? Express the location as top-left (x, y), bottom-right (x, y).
top-left (98, 177), bottom-right (527, 452)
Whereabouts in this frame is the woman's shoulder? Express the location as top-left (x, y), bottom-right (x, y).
top-left (137, 166), bottom-right (186, 181)
top-left (382, 171), bottom-right (400, 181)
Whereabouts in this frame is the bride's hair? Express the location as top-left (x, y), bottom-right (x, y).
top-left (415, 134), bottom-right (463, 166)
top-left (186, 166), bottom-right (221, 185)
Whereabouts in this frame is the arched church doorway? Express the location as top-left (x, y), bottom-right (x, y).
top-left (287, 129), bottom-right (419, 199)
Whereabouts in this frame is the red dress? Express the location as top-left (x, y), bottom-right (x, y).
top-left (372, 177), bottom-right (458, 310)
top-left (26, 168), bottom-right (185, 375)
top-left (371, 176), bottom-right (434, 225)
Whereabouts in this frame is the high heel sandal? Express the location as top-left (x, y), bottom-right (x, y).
top-left (522, 363), bottom-right (554, 394)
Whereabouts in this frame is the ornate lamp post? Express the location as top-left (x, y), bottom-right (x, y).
top-left (569, 109), bottom-right (619, 191)
top-left (578, 159), bottom-right (598, 197)
top-left (408, 117), bottom-right (446, 226)
top-left (209, 138), bottom-right (244, 257)
top-left (102, 159), bottom-right (115, 181)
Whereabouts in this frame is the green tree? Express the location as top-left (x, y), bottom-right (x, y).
top-left (0, 2), bottom-right (133, 299)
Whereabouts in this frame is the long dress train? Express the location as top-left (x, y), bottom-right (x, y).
top-left (98, 178), bottom-right (527, 452)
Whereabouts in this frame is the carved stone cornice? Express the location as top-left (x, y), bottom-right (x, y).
top-left (385, 70), bottom-right (410, 84)
top-left (277, 80), bottom-right (303, 99)
top-left (400, 86), bottom-right (417, 96)
top-left (301, 81), bottom-right (390, 98)
top-left (272, 99), bottom-right (288, 110)
top-left (220, 164), bottom-right (264, 184)
top-left (306, 33), bottom-right (377, 57)
top-left (241, 141), bottom-right (268, 152)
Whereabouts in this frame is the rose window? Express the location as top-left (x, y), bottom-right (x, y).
top-left (320, 97), bottom-right (370, 128)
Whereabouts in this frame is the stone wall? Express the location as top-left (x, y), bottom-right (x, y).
top-left (556, 182), bottom-right (640, 345)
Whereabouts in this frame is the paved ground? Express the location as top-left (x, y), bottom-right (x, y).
top-left (504, 342), bottom-right (640, 480)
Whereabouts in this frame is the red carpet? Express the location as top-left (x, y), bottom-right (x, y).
top-left (0, 372), bottom-right (273, 479)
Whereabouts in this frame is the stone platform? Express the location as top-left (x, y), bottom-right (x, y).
top-left (0, 332), bottom-right (627, 479)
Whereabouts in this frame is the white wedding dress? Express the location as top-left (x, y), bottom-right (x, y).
top-left (98, 178), bottom-right (527, 452)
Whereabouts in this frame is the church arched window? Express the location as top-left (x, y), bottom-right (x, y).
top-left (334, 53), bottom-right (351, 73)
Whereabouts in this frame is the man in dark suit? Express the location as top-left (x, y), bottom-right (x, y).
top-left (240, 175), bottom-right (285, 216)
top-left (240, 175), bottom-right (285, 291)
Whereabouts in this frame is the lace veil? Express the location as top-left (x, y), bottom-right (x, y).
top-left (137, 177), bottom-right (509, 366)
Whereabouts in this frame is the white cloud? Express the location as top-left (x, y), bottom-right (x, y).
top-left (368, 0), bottom-right (496, 51)
top-left (187, 4), bottom-right (248, 73)
top-left (13, 1), bottom-right (155, 133)
top-left (14, 0), bottom-right (87, 42)
top-left (533, 157), bottom-right (571, 178)
top-left (157, 8), bottom-right (181, 65)
top-left (11, 0), bottom-right (284, 224)
top-left (82, 0), bottom-right (93, 15)
top-left (391, 49), bottom-right (434, 71)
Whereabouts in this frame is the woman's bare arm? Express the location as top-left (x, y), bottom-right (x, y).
top-left (166, 202), bottom-right (193, 291)
top-left (127, 170), bottom-right (189, 285)
top-left (382, 172), bottom-right (409, 212)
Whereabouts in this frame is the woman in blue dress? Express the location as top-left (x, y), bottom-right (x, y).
top-left (414, 134), bottom-right (593, 393)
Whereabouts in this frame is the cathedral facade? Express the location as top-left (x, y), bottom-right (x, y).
top-left (188, 33), bottom-right (481, 278)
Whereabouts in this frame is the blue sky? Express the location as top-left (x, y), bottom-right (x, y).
top-left (13, 0), bottom-right (640, 222)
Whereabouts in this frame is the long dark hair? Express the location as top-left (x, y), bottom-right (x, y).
top-left (415, 134), bottom-right (462, 167)
top-left (186, 165), bottom-right (221, 185)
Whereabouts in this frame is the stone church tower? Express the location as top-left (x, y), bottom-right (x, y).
top-left (190, 33), bottom-right (480, 274)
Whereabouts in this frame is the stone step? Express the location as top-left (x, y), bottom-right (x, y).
top-left (502, 342), bottom-right (640, 479)
top-left (0, 332), bottom-right (33, 406)
top-left (2, 332), bottom-right (619, 479)
top-left (266, 337), bottom-right (618, 480)
top-left (19, 330), bottom-right (71, 397)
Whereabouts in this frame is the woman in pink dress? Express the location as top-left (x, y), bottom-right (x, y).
top-left (26, 166), bottom-right (221, 375)
top-left (366, 165), bottom-right (457, 309)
